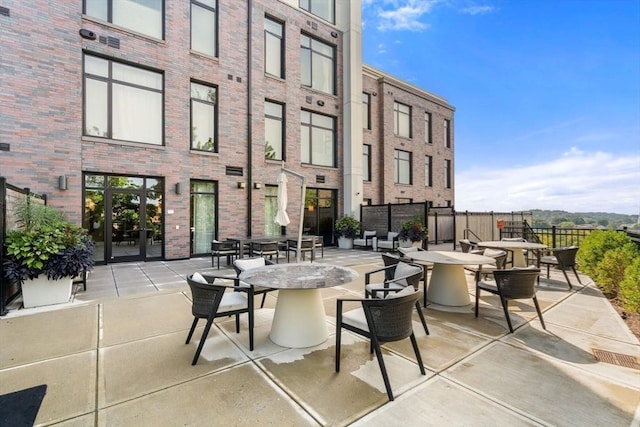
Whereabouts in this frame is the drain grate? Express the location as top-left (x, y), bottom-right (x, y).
top-left (593, 349), bottom-right (640, 370)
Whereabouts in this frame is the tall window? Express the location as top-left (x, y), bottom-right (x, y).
top-left (191, 0), bottom-right (217, 57)
top-left (425, 155), bottom-right (432, 187)
top-left (265, 17), bottom-right (284, 78)
top-left (265, 100), bottom-right (284, 160)
top-left (425, 112), bottom-right (432, 143)
top-left (363, 144), bottom-right (371, 181)
top-left (301, 34), bottom-right (335, 95)
top-left (84, 0), bottom-right (163, 39)
top-left (394, 102), bottom-right (411, 138)
top-left (191, 82), bottom-right (217, 152)
top-left (264, 185), bottom-right (280, 236)
top-left (301, 110), bottom-right (335, 167)
top-left (444, 118), bottom-right (451, 148)
top-left (190, 180), bottom-right (217, 255)
top-left (445, 159), bottom-right (452, 188)
top-left (394, 150), bottom-right (412, 184)
top-left (84, 54), bottom-right (163, 145)
top-left (362, 92), bottom-right (371, 130)
top-left (299, 0), bottom-right (335, 23)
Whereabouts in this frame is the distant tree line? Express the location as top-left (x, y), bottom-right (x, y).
top-left (531, 209), bottom-right (639, 230)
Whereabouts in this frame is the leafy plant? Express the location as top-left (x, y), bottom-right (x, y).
top-left (592, 244), bottom-right (638, 298)
top-left (334, 215), bottom-right (361, 239)
top-left (576, 230), bottom-right (632, 277)
top-left (398, 215), bottom-right (428, 242)
top-left (3, 198), bottom-right (94, 283)
top-left (620, 257), bottom-right (640, 314)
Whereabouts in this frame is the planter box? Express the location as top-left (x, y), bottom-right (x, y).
top-left (21, 276), bottom-right (73, 308)
top-left (337, 237), bottom-right (354, 249)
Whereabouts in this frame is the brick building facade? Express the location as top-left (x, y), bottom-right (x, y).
top-left (0, 0), bottom-right (454, 264)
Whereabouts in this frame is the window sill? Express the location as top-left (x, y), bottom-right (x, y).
top-left (81, 136), bottom-right (165, 150)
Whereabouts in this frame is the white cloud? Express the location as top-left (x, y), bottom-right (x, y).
top-left (368, 0), bottom-right (440, 32)
top-left (455, 149), bottom-right (640, 215)
top-left (461, 5), bottom-right (496, 15)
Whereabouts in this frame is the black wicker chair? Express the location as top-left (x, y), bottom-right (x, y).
top-left (540, 246), bottom-right (581, 290)
top-left (286, 238), bottom-right (315, 262)
top-left (364, 258), bottom-right (429, 335)
top-left (459, 239), bottom-right (477, 253)
top-left (185, 273), bottom-right (255, 364)
top-left (211, 240), bottom-right (239, 269)
top-left (475, 268), bottom-right (545, 333)
top-left (233, 257), bottom-right (276, 308)
top-left (250, 241), bottom-right (280, 263)
top-left (464, 248), bottom-right (507, 281)
top-left (335, 287), bottom-right (426, 401)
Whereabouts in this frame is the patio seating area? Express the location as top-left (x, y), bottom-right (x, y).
top-left (1, 246), bottom-right (639, 426)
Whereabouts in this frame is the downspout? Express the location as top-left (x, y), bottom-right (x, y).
top-left (246, 0), bottom-right (253, 236)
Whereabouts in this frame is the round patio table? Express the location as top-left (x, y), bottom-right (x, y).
top-left (404, 251), bottom-right (495, 307)
top-left (476, 241), bottom-right (548, 268)
top-left (240, 263), bottom-right (358, 348)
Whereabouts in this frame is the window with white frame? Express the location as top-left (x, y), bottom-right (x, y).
top-left (425, 112), bottom-right (432, 143)
top-left (265, 16), bottom-right (284, 78)
top-left (425, 155), bottom-right (432, 187)
top-left (84, 54), bottom-right (163, 145)
top-left (84, 0), bottom-right (163, 39)
top-left (444, 118), bottom-right (451, 148)
top-left (299, 0), bottom-right (335, 23)
top-left (265, 100), bottom-right (284, 160)
top-left (362, 92), bottom-right (371, 130)
top-left (191, 82), bottom-right (217, 152)
top-left (394, 149), bottom-right (412, 184)
top-left (301, 34), bottom-right (335, 95)
top-left (301, 110), bottom-right (335, 167)
top-left (191, 0), bottom-right (217, 57)
top-left (394, 101), bottom-right (411, 138)
top-left (363, 144), bottom-right (371, 181)
top-left (445, 159), bottom-right (452, 188)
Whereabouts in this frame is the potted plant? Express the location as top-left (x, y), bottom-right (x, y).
top-left (334, 215), bottom-right (361, 249)
top-left (3, 198), bottom-right (95, 308)
top-left (398, 215), bottom-right (428, 248)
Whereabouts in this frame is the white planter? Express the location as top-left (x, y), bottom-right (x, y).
top-left (337, 237), bottom-right (354, 249)
top-left (21, 276), bottom-right (73, 308)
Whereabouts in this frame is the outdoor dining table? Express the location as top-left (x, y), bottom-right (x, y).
top-left (239, 263), bottom-right (358, 348)
top-left (476, 241), bottom-right (548, 268)
top-left (404, 251), bottom-right (495, 307)
top-left (228, 235), bottom-right (316, 259)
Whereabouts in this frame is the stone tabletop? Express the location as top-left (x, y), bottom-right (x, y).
top-left (239, 263), bottom-right (358, 289)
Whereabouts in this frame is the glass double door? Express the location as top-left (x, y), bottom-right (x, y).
top-left (107, 188), bottom-right (163, 262)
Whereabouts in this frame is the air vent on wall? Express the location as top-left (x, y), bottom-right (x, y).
top-left (0, 6), bottom-right (10, 16)
top-left (226, 166), bottom-right (244, 176)
top-left (305, 96), bottom-right (312, 104)
top-left (316, 175), bottom-right (325, 184)
top-left (107, 37), bottom-right (120, 49)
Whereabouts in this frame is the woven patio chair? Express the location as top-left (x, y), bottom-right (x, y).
top-left (185, 272), bottom-right (255, 364)
top-left (211, 240), bottom-right (239, 269)
top-left (459, 239), bottom-right (477, 253)
top-left (335, 286), bottom-right (426, 401)
top-left (233, 257), bottom-right (276, 308)
top-left (475, 268), bottom-right (545, 333)
top-left (464, 248), bottom-right (507, 281)
top-left (286, 238), bottom-right (315, 262)
top-left (364, 258), bottom-right (429, 335)
top-left (250, 241), bottom-right (279, 263)
top-left (540, 246), bottom-right (581, 290)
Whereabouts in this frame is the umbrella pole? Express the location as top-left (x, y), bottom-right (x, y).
top-left (280, 164), bottom-right (306, 263)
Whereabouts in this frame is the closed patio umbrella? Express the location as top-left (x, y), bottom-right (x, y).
top-left (275, 170), bottom-right (290, 227)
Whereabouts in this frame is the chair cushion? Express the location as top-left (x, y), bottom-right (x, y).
top-left (540, 255), bottom-right (558, 265)
top-left (365, 282), bottom-right (405, 295)
top-left (393, 262), bottom-right (421, 286)
top-left (386, 285), bottom-right (415, 299)
top-left (477, 280), bottom-right (498, 292)
top-left (512, 265), bottom-right (538, 270)
top-left (387, 232), bottom-right (398, 240)
top-left (234, 257), bottom-right (266, 271)
top-left (219, 292), bottom-right (248, 312)
top-left (483, 248), bottom-right (505, 258)
top-left (364, 230), bottom-right (376, 237)
top-left (191, 272), bottom-right (208, 284)
top-left (342, 308), bottom-right (369, 332)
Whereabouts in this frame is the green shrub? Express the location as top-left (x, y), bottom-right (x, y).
top-left (576, 230), bottom-right (633, 277)
top-left (620, 257), bottom-right (640, 314)
top-left (592, 244), bottom-right (639, 298)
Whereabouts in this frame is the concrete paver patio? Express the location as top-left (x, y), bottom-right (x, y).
top-left (1, 247), bottom-right (639, 426)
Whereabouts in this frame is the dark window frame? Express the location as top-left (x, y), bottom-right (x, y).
top-left (301, 109), bottom-right (336, 167)
top-left (265, 15), bottom-right (285, 78)
top-left (301, 33), bottom-right (336, 95)
top-left (394, 101), bottom-right (412, 138)
top-left (363, 92), bottom-right (371, 130)
top-left (83, 0), bottom-right (165, 40)
top-left (363, 144), bottom-right (372, 181)
top-left (299, 0), bottom-right (335, 24)
top-left (190, 80), bottom-right (218, 153)
top-left (265, 99), bottom-right (285, 161)
top-left (190, 0), bottom-right (218, 57)
top-left (394, 149), bottom-right (412, 185)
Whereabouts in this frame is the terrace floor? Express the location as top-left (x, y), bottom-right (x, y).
top-left (1, 246), bottom-right (639, 426)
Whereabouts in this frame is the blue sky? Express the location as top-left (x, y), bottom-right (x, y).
top-left (361, 0), bottom-right (640, 215)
